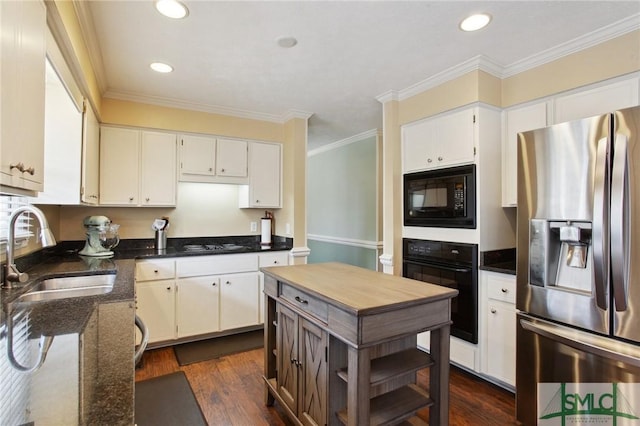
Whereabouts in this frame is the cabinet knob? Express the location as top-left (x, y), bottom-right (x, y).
top-left (146, 197), bottom-right (150, 202)
top-left (438, 156), bottom-right (443, 161)
top-left (427, 158), bottom-right (433, 163)
top-left (273, 260), bottom-right (278, 264)
top-left (212, 282), bottom-right (216, 286)
top-left (208, 167), bottom-right (213, 172)
top-left (10, 162), bottom-right (25, 172)
top-left (225, 281), bottom-right (231, 285)
top-left (129, 197), bottom-right (134, 201)
top-left (221, 168), bottom-right (225, 173)
top-left (255, 200), bottom-right (260, 203)
top-left (166, 286), bottom-right (171, 291)
top-left (154, 270), bottom-right (159, 273)
top-left (501, 288), bottom-right (508, 293)
top-left (490, 308), bottom-right (497, 314)
top-left (24, 166), bottom-right (35, 175)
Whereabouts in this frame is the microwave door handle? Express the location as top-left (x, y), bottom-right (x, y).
top-left (592, 136), bottom-right (610, 310)
top-left (611, 134), bottom-right (630, 311)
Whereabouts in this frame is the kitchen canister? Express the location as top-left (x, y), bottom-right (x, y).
top-left (155, 229), bottom-right (167, 251)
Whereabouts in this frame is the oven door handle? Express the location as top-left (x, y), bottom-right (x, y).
top-left (405, 260), bottom-right (472, 274)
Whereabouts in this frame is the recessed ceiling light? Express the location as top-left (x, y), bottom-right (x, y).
top-left (460, 13), bottom-right (492, 32)
top-left (150, 62), bottom-right (173, 73)
top-left (276, 36), bottom-right (298, 48)
top-left (155, 0), bottom-right (189, 19)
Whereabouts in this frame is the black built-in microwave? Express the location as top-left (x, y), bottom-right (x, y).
top-left (403, 164), bottom-right (476, 228)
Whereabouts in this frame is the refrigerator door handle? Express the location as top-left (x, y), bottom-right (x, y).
top-left (592, 136), bottom-right (610, 310)
top-left (520, 317), bottom-right (640, 368)
top-left (611, 134), bottom-right (630, 311)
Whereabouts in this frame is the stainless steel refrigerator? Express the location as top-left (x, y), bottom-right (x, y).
top-left (516, 106), bottom-right (640, 425)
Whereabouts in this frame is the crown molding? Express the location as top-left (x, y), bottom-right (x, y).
top-left (503, 13), bottom-right (640, 78)
top-left (73, 0), bottom-right (107, 95)
top-left (282, 110), bottom-right (314, 122)
top-left (375, 90), bottom-right (399, 104)
top-left (308, 128), bottom-right (379, 156)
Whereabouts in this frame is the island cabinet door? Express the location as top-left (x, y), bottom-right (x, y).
top-left (277, 304), bottom-right (299, 413)
top-left (299, 318), bottom-right (328, 426)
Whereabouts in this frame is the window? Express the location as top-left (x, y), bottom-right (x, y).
top-left (0, 196), bottom-right (33, 249)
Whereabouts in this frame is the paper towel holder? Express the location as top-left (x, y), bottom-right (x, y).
top-left (261, 211), bottom-right (274, 246)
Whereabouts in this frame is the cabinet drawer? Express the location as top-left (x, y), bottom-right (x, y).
top-left (177, 253), bottom-right (258, 278)
top-left (487, 274), bottom-right (516, 304)
top-left (136, 259), bottom-right (175, 281)
top-left (258, 252), bottom-right (288, 268)
top-left (280, 284), bottom-right (328, 322)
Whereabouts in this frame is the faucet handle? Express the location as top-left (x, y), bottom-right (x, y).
top-left (6, 264), bottom-right (29, 284)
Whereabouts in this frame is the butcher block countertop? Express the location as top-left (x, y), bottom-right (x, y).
top-left (260, 261), bottom-right (458, 316)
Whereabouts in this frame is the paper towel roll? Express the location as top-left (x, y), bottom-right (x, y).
top-left (261, 218), bottom-right (272, 246)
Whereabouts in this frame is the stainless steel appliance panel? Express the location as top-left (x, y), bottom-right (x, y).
top-left (612, 107), bottom-right (640, 343)
top-left (517, 114), bottom-right (611, 334)
top-left (516, 313), bottom-right (640, 426)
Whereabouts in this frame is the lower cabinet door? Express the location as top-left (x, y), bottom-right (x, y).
top-left (486, 300), bottom-right (516, 386)
top-left (136, 280), bottom-right (176, 343)
top-left (176, 276), bottom-right (220, 338)
top-left (219, 272), bottom-right (259, 330)
top-left (277, 304), bottom-right (298, 413)
top-left (299, 318), bottom-right (327, 426)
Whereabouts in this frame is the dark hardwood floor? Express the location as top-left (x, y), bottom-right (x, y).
top-left (135, 346), bottom-right (518, 425)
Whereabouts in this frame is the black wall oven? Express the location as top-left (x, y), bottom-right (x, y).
top-left (402, 238), bottom-right (478, 344)
top-left (403, 164), bottom-right (476, 228)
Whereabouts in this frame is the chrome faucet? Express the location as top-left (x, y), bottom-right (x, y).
top-left (4, 205), bottom-right (57, 288)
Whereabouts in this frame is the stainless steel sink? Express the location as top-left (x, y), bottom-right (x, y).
top-left (15, 274), bottom-right (116, 303)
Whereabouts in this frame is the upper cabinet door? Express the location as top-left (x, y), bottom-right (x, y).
top-left (99, 127), bottom-right (140, 205)
top-left (216, 138), bottom-right (248, 177)
top-left (0, 0), bottom-right (46, 193)
top-left (402, 107), bottom-right (475, 172)
top-left (239, 142), bottom-right (282, 208)
top-left (502, 102), bottom-right (548, 207)
top-left (140, 131), bottom-right (177, 206)
top-left (179, 134), bottom-right (216, 180)
top-left (554, 79), bottom-right (640, 124)
top-left (81, 103), bottom-right (100, 204)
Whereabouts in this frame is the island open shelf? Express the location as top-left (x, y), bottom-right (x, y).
top-left (261, 262), bottom-right (458, 426)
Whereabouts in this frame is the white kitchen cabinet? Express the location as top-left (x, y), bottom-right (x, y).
top-left (258, 252), bottom-right (289, 324)
top-left (81, 103), bottom-right (100, 204)
top-left (402, 107), bottom-right (476, 173)
top-left (220, 272), bottom-right (260, 330)
top-left (501, 102), bottom-right (548, 206)
top-left (100, 126), bottom-right (177, 206)
top-left (554, 78), bottom-right (640, 124)
top-left (136, 280), bottom-right (177, 343)
top-left (179, 134), bottom-right (216, 180)
top-left (239, 141), bottom-right (282, 208)
top-left (179, 134), bottom-right (249, 183)
top-left (480, 271), bottom-right (516, 388)
top-left (0, 0), bottom-right (46, 194)
top-left (176, 276), bottom-right (220, 338)
top-left (135, 259), bottom-right (177, 344)
top-left (216, 138), bottom-right (247, 177)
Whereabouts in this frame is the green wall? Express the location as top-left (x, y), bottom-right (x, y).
top-left (307, 134), bottom-right (379, 270)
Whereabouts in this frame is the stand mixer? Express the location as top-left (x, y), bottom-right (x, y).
top-left (78, 216), bottom-right (120, 257)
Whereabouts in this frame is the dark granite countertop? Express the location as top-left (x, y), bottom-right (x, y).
top-left (0, 235), bottom-right (292, 425)
top-left (479, 248), bottom-right (516, 275)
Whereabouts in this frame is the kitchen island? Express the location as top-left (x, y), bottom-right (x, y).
top-left (261, 262), bottom-right (458, 426)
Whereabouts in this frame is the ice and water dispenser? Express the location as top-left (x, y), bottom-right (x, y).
top-left (529, 218), bottom-right (593, 293)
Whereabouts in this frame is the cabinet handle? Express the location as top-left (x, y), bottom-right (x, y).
top-left (438, 156), bottom-right (443, 161)
top-left (490, 308), bottom-right (497, 314)
top-left (294, 296), bottom-right (308, 305)
top-left (427, 158), bottom-right (433, 163)
top-left (501, 288), bottom-right (508, 293)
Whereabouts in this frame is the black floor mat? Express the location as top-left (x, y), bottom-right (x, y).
top-left (173, 329), bottom-right (264, 366)
top-left (135, 371), bottom-right (207, 426)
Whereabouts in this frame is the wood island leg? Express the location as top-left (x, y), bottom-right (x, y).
top-left (429, 324), bottom-right (451, 425)
top-left (347, 346), bottom-right (370, 426)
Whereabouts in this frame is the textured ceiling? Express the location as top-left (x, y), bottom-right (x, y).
top-left (83, 1), bottom-right (640, 150)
